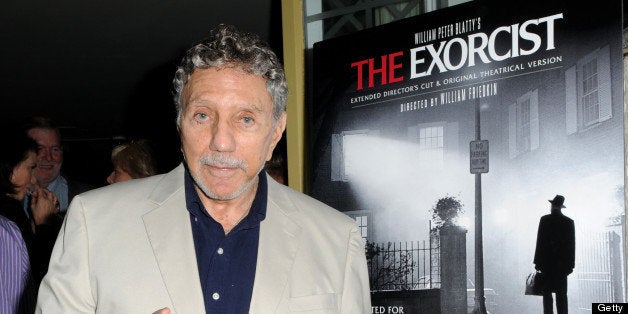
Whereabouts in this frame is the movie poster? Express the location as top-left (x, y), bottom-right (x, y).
top-left (310, 0), bottom-right (624, 313)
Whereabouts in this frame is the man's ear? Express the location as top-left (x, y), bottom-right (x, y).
top-left (267, 113), bottom-right (287, 161)
top-left (272, 113), bottom-right (287, 144)
top-left (176, 123), bottom-right (184, 159)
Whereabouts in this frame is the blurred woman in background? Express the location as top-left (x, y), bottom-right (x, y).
top-left (0, 215), bottom-right (32, 313)
top-left (0, 130), bottom-right (60, 312)
top-left (106, 140), bottom-right (157, 184)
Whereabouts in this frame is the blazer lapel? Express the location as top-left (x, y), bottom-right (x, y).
top-left (250, 177), bottom-right (302, 311)
top-left (142, 164), bottom-right (205, 313)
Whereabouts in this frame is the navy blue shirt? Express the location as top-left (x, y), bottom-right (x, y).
top-left (185, 168), bottom-right (267, 313)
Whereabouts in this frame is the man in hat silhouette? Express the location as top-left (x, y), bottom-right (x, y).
top-left (534, 195), bottom-right (575, 314)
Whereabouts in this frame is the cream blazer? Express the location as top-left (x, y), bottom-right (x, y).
top-left (36, 164), bottom-right (371, 313)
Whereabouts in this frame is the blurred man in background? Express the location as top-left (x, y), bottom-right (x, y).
top-left (23, 116), bottom-right (92, 215)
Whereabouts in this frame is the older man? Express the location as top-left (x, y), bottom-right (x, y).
top-left (37, 24), bottom-right (371, 313)
top-left (23, 116), bottom-right (91, 214)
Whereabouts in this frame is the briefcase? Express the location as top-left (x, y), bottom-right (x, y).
top-left (525, 271), bottom-right (544, 296)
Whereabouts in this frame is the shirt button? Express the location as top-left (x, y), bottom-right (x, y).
top-left (217, 247), bottom-right (224, 255)
top-left (212, 292), bottom-right (220, 300)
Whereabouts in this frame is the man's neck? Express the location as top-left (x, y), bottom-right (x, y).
top-left (38, 174), bottom-right (60, 189)
top-left (197, 180), bottom-right (259, 234)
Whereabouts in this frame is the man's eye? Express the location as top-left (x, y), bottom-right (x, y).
top-left (242, 116), bottom-right (253, 123)
top-left (194, 113), bottom-right (210, 123)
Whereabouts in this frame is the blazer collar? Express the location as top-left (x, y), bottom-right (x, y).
top-left (142, 164), bottom-right (205, 313)
top-left (143, 166), bottom-right (303, 312)
top-left (250, 175), bottom-right (302, 311)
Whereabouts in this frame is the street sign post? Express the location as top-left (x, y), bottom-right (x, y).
top-left (470, 140), bottom-right (489, 174)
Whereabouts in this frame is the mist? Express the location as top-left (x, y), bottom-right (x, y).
top-left (343, 133), bottom-right (473, 242)
top-left (340, 131), bottom-right (624, 312)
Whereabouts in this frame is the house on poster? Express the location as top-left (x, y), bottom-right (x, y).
top-left (310, 0), bottom-right (624, 313)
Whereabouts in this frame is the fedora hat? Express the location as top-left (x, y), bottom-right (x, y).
top-left (548, 195), bottom-right (566, 208)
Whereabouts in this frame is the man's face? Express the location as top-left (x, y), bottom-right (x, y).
top-left (179, 67), bottom-right (286, 201)
top-left (27, 128), bottom-right (63, 187)
top-left (106, 165), bottom-right (133, 184)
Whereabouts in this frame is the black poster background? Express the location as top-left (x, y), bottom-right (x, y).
top-left (310, 0), bottom-right (624, 312)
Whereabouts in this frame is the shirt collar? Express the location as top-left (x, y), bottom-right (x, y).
top-left (46, 174), bottom-right (66, 191)
top-left (47, 174), bottom-right (69, 212)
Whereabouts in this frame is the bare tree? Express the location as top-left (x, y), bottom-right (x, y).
top-left (431, 195), bottom-right (464, 231)
top-left (366, 242), bottom-right (417, 291)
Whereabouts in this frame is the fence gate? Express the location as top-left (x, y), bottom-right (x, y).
top-left (575, 230), bottom-right (624, 311)
top-left (367, 240), bottom-right (440, 291)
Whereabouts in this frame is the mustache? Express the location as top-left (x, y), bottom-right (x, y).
top-left (199, 154), bottom-right (248, 170)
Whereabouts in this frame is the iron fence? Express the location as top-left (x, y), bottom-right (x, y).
top-left (366, 240), bottom-right (440, 291)
top-left (575, 229), bottom-right (625, 311)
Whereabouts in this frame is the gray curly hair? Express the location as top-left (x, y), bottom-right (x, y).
top-left (173, 24), bottom-right (288, 126)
